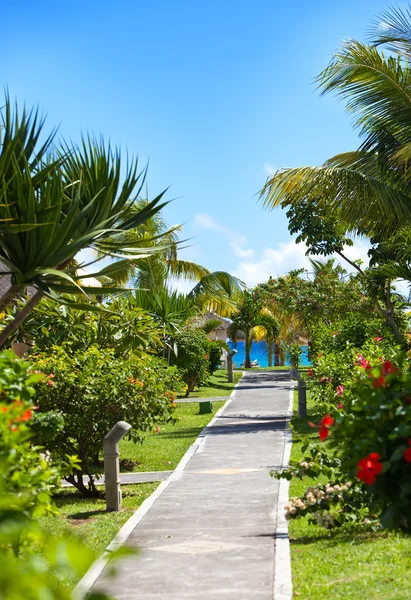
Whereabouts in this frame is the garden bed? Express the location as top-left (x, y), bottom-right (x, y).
top-left (288, 391), bottom-right (411, 599)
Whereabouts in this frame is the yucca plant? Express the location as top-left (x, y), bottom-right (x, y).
top-left (0, 97), bottom-right (171, 345)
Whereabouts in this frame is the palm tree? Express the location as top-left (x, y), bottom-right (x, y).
top-left (227, 291), bottom-right (279, 368)
top-left (133, 270), bottom-right (244, 362)
top-left (99, 199), bottom-right (211, 291)
top-left (0, 98), bottom-right (170, 346)
top-left (259, 7), bottom-right (411, 344)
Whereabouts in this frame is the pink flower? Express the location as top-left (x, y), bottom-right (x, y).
top-left (374, 337), bottom-right (383, 342)
top-left (356, 354), bottom-right (371, 370)
top-left (47, 380), bottom-right (54, 387)
top-left (336, 385), bottom-right (344, 397)
top-left (338, 403), bottom-right (343, 410)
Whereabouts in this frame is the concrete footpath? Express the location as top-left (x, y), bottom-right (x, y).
top-left (90, 372), bottom-right (294, 600)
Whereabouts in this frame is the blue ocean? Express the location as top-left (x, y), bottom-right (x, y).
top-left (227, 341), bottom-right (311, 368)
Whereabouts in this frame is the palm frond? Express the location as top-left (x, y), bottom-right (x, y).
top-left (260, 165), bottom-right (411, 236)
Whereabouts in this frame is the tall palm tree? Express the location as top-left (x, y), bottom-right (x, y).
top-left (259, 7), bottom-right (411, 344)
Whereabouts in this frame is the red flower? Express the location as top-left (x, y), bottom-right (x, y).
top-left (404, 439), bottom-right (411, 463)
top-left (338, 403), bottom-right (343, 410)
top-left (381, 361), bottom-right (399, 376)
top-left (374, 337), bottom-right (383, 342)
top-left (372, 376), bottom-right (385, 389)
top-left (357, 453), bottom-right (383, 485)
top-left (15, 409), bottom-right (33, 422)
top-left (318, 415), bottom-right (334, 441)
top-left (47, 380), bottom-right (54, 387)
top-left (307, 368), bottom-right (313, 377)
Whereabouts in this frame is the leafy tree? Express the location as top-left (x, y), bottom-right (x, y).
top-left (12, 295), bottom-right (160, 356)
top-left (259, 6), bottom-right (411, 344)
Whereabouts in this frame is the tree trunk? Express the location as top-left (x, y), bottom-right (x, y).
top-left (65, 472), bottom-right (100, 497)
top-left (0, 289), bottom-right (44, 348)
top-left (0, 284), bottom-right (23, 312)
top-left (274, 341), bottom-right (280, 366)
top-left (267, 340), bottom-right (273, 367)
top-left (244, 332), bottom-right (252, 368)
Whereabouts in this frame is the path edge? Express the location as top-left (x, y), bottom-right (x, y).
top-left (273, 387), bottom-right (294, 600)
top-left (73, 373), bottom-right (244, 599)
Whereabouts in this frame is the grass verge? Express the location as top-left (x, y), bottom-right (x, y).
top-left (118, 370), bottom-right (241, 472)
top-left (177, 369), bottom-right (243, 398)
top-left (288, 391), bottom-right (411, 600)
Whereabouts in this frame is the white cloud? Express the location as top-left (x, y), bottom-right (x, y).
top-left (233, 240), bottom-right (312, 286)
top-left (194, 213), bottom-right (255, 259)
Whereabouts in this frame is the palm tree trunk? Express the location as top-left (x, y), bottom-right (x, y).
top-left (267, 339), bottom-right (273, 367)
top-left (274, 341), bottom-right (280, 366)
top-left (0, 289), bottom-right (44, 348)
top-left (245, 331), bottom-right (252, 368)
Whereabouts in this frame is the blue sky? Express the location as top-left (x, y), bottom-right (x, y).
top-left (1, 0), bottom-right (398, 287)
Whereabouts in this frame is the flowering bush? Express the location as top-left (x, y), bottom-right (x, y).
top-left (279, 345), bottom-right (411, 530)
top-left (0, 351), bottom-right (114, 599)
top-left (31, 346), bottom-right (183, 496)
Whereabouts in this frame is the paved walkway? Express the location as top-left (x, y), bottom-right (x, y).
top-left (90, 372), bottom-right (294, 600)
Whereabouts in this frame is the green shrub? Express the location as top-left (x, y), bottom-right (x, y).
top-left (0, 351), bottom-right (112, 599)
top-left (31, 346), bottom-right (183, 496)
top-left (207, 341), bottom-right (223, 374)
top-left (171, 329), bottom-right (210, 396)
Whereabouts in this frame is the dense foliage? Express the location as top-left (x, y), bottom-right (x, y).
top-left (171, 329), bottom-right (210, 396)
top-left (0, 351), bottom-right (110, 599)
top-left (31, 346), bottom-right (183, 495)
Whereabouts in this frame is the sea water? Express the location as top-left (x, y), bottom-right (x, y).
top-left (227, 341), bottom-right (312, 368)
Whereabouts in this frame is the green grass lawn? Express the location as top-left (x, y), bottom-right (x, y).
top-left (119, 369), bottom-right (241, 472)
top-left (39, 484), bottom-right (158, 558)
top-left (120, 400), bottom-right (226, 471)
top-left (177, 369), bottom-right (243, 398)
top-left (288, 391), bottom-right (411, 600)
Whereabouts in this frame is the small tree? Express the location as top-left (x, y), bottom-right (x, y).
top-left (31, 346), bottom-right (183, 496)
top-left (171, 329), bottom-right (210, 397)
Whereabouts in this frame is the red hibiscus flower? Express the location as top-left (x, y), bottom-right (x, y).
top-left (317, 415), bottom-right (334, 441)
top-left (357, 453), bottom-right (383, 485)
top-left (356, 354), bottom-right (371, 370)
